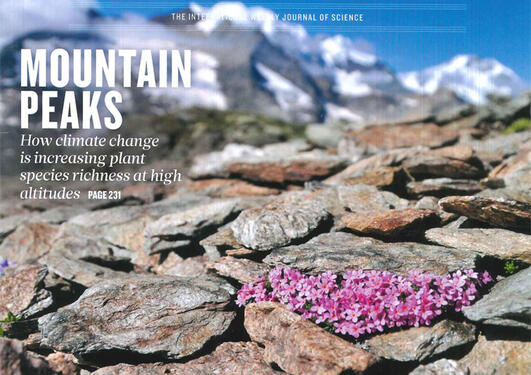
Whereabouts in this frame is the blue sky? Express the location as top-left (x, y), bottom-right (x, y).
top-left (96, 0), bottom-right (530, 80)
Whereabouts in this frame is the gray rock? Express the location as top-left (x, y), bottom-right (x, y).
top-left (410, 359), bottom-right (468, 375)
top-left (245, 302), bottom-right (378, 375)
top-left (479, 188), bottom-right (531, 204)
top-left (38, 253), bottom-right (125, 288)
top-left (199, 225), bottom-right (239, 260)
top-left (325, 146), bottom-right (428, 185)
top-left (0, 265), bottom-right (53, 320)
top-left (189, 141), bottom-right (310, 178)
top-left (92, 342), bottom-right (283, 375)
top-left (476, 92), bottom-right (531, 124)
top-left (341, 123), bottom-right (459, 153)
top-left (459, 334), bottom-right (531, 375)
top-left (426, 228), bottom-right (531, 263)
top-left (144, 199), bottom-right (241, 255)
top-left (337, 184), bottom-right (409, 213)
top-left (264, 232), bottom-right (477, 276)
top-left (34, 206), bottom-right (87, 225)
top-left (464, 130), bottom-right (531, 160)
top-left (463, 267), bottom-right (531, 329)
top-left (0, 207), bottom-right (86, 241)
top-left (153, 253), bottom-right (209, 278)
top-left (231, 191), bottom-right (331, 251)
top-left (0, 338), bottom-right (55, 375)
top-left (407, 178), bottom-right (482, 198)
top-left (439, 195), bottom-right (531, 231)
top-left (209, 256), bottom-right (271, 284)
top-left (362, 320), bottom-right (476, 362)
top-left (0, 213), bottom-right (37, 240)
top-left (49, 223), bottom-right (136, 265)
top-left (403, 155), bottom-right (484, 179)
top-left (0, 222), bottom-right (60, 264)
top-left (305, 123), bottom-right (345, 149)
top-left (68, 195), bottom-right (210, 266)
top-left (38, 275), bottom-right (235, 362)
top-left (414, 197), bottom-right (457, 224)
top-left (342, 209), bottom-right (440, 240)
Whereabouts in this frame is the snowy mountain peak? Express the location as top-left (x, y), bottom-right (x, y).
top-left (398, 55), bottom-right (527, 104)
top-left (189, 1), bottom-right (307, 40)
top-left (320, 35), bottom-right (378, 67)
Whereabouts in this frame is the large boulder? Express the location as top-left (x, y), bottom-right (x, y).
top-left (264, 232), bottom-right (477, 276)
top-left (38, 275), bottom-right (235, 362)
top-left (463, 267), bottom-right (531, 330)
top-left (439, 196), bottom-right (531, 231)
top-left (244, 302), bottom-right (378, 375)
top-left (231, 191), bottom-right (330, 251)
top-left (92, 342), bottom-right (282, 375)
top-left (361, 320), bottom-right (476, 362)
top-left (426, 228), bottom-right (531, 263)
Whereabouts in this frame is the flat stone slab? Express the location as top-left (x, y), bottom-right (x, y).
top-left (68, 195), bottom-right (211, 266)
top-left (189, 141), bottom-right (311, 178)
top-left (361, 320), bottom-right (476, 362)
top-left (0, 338), bottom-right (56, 375)
top-left (153, 253), bottom-right (209, 278)
top-left (38, 275), bottom-right (235, 362)
top-left (463, 267), bottom-right (531, 330)
top-left (410, 359), bottom-right (468, 375)
top-left (93, 342), bottom-right (283, 375)
top-left (439, 196), bottom-right (531, 231)
top-left (403, 155), bottom-right (485, 179)
top-left (189, 141), bottom-right (345, 183)
top-left (0, 265), bottom-right (52, 320)
top-left (407, 178), bottom-right (482, 198)
top-left (227, 157), bottom-right (345, 184)
top-left (0, 222), bottom-right (60, 264)
top-left (208, 256), bottom-right (271, 284)
top-left (264, 232), bottom-right (477, 276)
top-left (39, 253), bottom-right (126, 288)
top-left (336, 184), bottom-right (409, 213)
top-left (144, 199), bottom-right (241, 254)
top-left (189, 178), bottom-right (280, 198)
top-left (231, 191), bottom-right (331, 251)
top-left (326, 166), bottom-right (409, 190)
top-left (459, 335), bottom-right (531, 375)
top-left (342, 123), bottom-right (459, 151)
top-left (245, 302), bottom-right (378, 375)
top-left (199, 226), bottom-right (240, 260)
top-left (342, 208), bottom-right (440, 239)
top-left (426, 228), bottom-right (531, 263)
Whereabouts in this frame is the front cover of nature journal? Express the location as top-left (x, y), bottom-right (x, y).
top-left (0, 0), bottom-right (529, 374)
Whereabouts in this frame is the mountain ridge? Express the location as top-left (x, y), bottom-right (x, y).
top-left (0, 1), bottom-right (527, 124)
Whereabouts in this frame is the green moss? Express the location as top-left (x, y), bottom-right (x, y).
top-left (503, 118), bottom-right (531, 134)
top-left (0, 311), bottom-right (21, 338)
top-left (0, 311), bottom-right (20, 323)
top-left (503, 260), bottom-right (521, 276)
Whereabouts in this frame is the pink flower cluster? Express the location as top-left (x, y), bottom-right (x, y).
top-left (237, 267), bottom-right (493, 338)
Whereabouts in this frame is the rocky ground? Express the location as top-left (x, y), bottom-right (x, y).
top-left (0, 94), bottom-right (530, 374)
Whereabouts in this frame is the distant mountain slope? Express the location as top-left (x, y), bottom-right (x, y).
top-left (0, 1), bottom-right (527, 124)
top-left (398, 55), bottom-right (527, 104)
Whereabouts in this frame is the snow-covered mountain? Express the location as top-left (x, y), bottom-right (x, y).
top-left (0, 1), bottom-right (527, 124)
top-left (398, 55), bottom-right (527, 105)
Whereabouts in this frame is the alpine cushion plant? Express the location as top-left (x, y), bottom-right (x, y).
top-left (237, 267), bottom-right (494, 339)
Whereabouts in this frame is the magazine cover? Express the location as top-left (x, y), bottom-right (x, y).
top-left (0, 0), bottom-right (529, 374)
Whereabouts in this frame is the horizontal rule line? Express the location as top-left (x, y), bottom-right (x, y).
top-left (73, 2), bottom-right (466, 10)
top-left (69, 25), bottom-right (466, 31)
